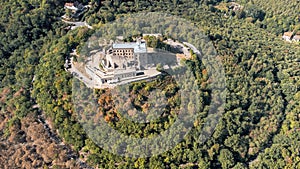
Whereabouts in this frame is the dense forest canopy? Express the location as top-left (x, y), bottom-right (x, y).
top-left (235, 0), bottom-right (300, 35)
top-left (0, 0), bottom-right (299, 168)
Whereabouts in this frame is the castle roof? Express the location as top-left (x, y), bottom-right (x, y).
top-left (112, 42), bottom-right (147, 53)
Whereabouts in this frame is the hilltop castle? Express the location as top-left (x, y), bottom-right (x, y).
top-left (85, 38), bottom-right (177, 87)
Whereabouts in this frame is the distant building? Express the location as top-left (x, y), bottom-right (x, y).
top-left (64, 2), bottom-right (84, 12)
top-left (292, 35), bottom-right (300, 42)
top-left (282, 32), bottom-right (293, 42)
top-left (283, 31), bottom-right (300, 43)
top-left (229, 2), bottom-right (242, 11)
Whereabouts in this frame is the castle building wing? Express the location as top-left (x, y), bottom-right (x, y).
top-left (112, 42), bottom-right (147, 54)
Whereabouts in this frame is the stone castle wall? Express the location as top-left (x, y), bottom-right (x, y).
top-left (137, 52), bottom-right (177, 69)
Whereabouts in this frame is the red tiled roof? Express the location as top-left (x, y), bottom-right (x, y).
top-left (283, 32), bottom-right (293, 37)
top-left (65, 3), bottom-right (74, 7)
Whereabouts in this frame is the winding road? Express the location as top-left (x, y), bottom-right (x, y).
top-left (62, 20), bottom-right (93, 30)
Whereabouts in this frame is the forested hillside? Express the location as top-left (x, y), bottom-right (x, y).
top-left (0, 0), bottom-right (89, 168)
top-left (236, 0), bottom-right (300, 35)
top-left (1, 0), bottom-right (299, 168)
